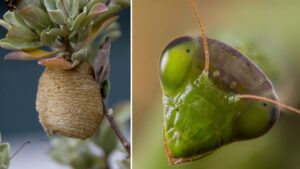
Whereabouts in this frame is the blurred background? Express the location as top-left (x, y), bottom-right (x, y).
top-left (133, 0), bottom-right (300, 169)
top-left (0, 2), bottom-right (130, 169)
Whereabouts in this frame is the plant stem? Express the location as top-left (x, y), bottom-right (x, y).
top-left (62, 36), bottom-right (74, 61)
top-left (101, 100), bottom-right (131, 157)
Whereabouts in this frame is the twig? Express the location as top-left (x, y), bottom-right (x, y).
top-left (101, 100), bottom-right (131, 156)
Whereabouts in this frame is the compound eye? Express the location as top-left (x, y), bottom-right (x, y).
top-left (159, 38), bottom-right (197, 96)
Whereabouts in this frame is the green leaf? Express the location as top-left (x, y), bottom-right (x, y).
top-left (0, 39), bottom-right (40, 50)
top-left (0, 143), bottom-right (10, 168)
top-left (16, 0), bottom-right (43, 9)
top-left (40, 28), bottom-right (67, 46)
top-left (40, 29), bottom-right (56, 46)
top-left (118, 159), bottom-right (130, 169)
top-left (47, 27), bottom-right (68, 37)
top-left (0, 19), bottom-right (11, 30)
top-left (87, 0), bottom-right (108, 10)
top-left (114, 0), bottom-right (131, 8)
top-left (50, 137), bottom-right (106, 169)
top-left (47, 10), bottom-right (67, 25)
top-left (44, 0), bottom-right (57, 10)
top-left (0, 134), bottom-right (10, 169)
top-left (4, 49), bottom-right (63, 61)
top-left (3, 12), bottom-right (26, 26)
top-left (87, 3), bottom-right (108, 20)
top-left (71, 48), bottom-right (87, 62)
top-left (79, 0), bottom-right (89, 9)
top-left (70, 0), bottom-right (80, 18)
top-left (84, 16), bottom-right (118, 45)
top-left (71, 8), bottom-right (87, 31)
top-left (56, 0), bottom-right (71, 18)
top-left (17, 5), bottom-right (52, 29)
top-left (7, 26), bottom-right (38, 40)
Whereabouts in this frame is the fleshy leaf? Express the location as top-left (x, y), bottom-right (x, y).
top-left (71, 8), bottom-right (87, 31)
top-left (83, 5), bottom-right (120, 26)
top-left (48, 28), bottom-right (67, 37)
top-left (71, 48), bottom-right (87, 62)
top-left (4, 49), bottom-right (63, 61)
top-left (70, 0), bottom-right (80, 18)
top-left (56, 0), bottom-right (71, 18)
top-left (87, 0), bottom-right (108, 10)
top-left (89, 3), bottom-right (108, 17)
top-left (17, 5), bottom-right (52, 29)
top-left (114, 0), bottom-right (130, 8)
top-left (85, 16), bottom-right (118, 44)
top-left (0, 19), bottom-right (11, 30)
top-left (0, 39), bottom-right (40, 50)
top-left (0, 134), bottom-right (10, 169)
top-left (38, 56), bottom-right (77, 70)
top-left (40, 29), bottom-right (56, 46)
top-left (40, 28), bottom-right (67, 46)
top-left (44, 0), bottom-right (57, 10)
top-left (50, 137), bottom-right (106, 169)
top-left (3, 12), bottom-right (26, 26)
top-left (47, 10), bottom-right (67, 25)
top-left (16, 0), bottom-right (43, 9)
top-left (7, 26), bottom-right (38, 40)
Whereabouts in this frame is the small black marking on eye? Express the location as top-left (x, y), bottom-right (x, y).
top-left (186, 49), bottom-right (190, 53)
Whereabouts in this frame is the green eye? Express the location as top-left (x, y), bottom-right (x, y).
top-left (160, 36), bottom-right (201, 96)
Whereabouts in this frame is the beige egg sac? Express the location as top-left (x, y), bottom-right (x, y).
top-left (36, 63), bottom-right (103, 139)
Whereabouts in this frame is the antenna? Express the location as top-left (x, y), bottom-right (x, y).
top-left (10, 141), bottom-right (31, 160)
top-left (188, 0), bottom-right (210, 73)
top-left (238, 95), bottom-right (300, 114)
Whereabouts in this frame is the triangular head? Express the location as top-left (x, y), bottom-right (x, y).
top-left (159, 36), bottom-right (280, 164)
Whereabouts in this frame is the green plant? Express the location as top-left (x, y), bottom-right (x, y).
top-left (0, 134), bottom-right (10, 169)
top-left (50, 102), bottom-right (130, 169)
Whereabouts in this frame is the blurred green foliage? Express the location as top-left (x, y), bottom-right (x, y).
top-left (0, 134), bottom-right (10, 169)
top-left (50, 102), bottom-right (130, 169)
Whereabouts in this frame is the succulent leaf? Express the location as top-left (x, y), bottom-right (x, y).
top-left (17, 5), bottom-right (52, 30)
top-left (0, 39), bottom-right (40, 50)
top-left (87, 0), bottom-right (108, 10)
top-left (85, 16), bottom-right (118, 45)
top-left (1, 0), bottom-right (130, 69)
top-left (3, 12), bottom-right (26, 26)
top-left (44, 0), bottom-right (57, 10)
top-left (114, 0), bottom-right (130, 8)
top-left (70, 8), bottom-right (87, 31)
top-left (47, 9), bottom-right (67, 25)
top-left (71, 48), bottom-right (87, 62)
top-left (70, 0), bottom-right (80, 18)
top-left (4, 49), bottom-right (63, 61)
top-left (7, 26), bottom-right (38, 41)
top-left (0, 19), bottom-right (11, 30)
top-left (0, 134), bottom-right (10, 169)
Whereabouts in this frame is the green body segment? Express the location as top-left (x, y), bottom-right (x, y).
top-left (160, 36), bottom-right (279, 163)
